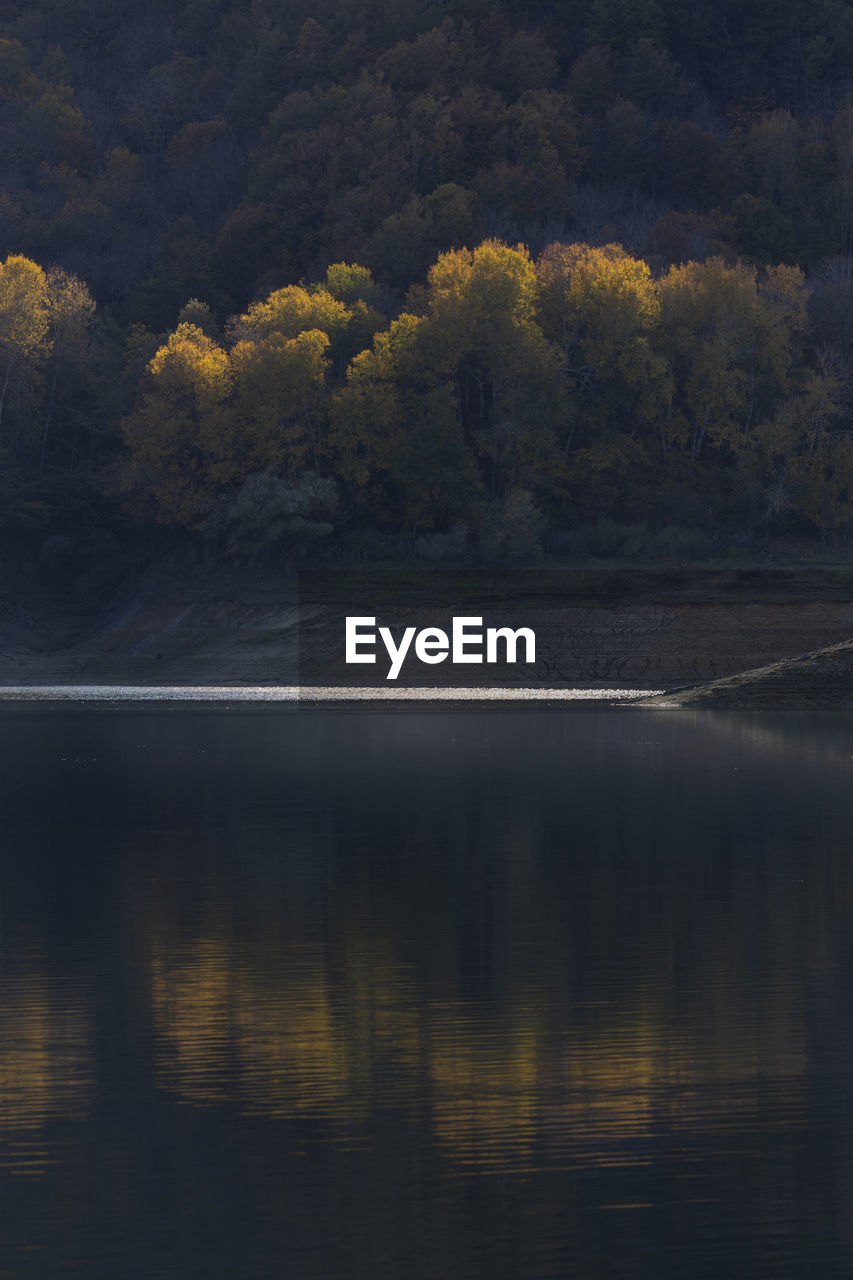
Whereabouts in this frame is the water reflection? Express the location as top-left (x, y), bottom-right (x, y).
top-left (141, 922), bottom-right (812, 1176)
top-left (149, 937), bottom-right (357, 1115)
top-left (1, 706), bottom-right (852, 1277)
top-left (0, 963), bottom-right (94, 1174)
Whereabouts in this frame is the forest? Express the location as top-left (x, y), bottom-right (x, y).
top-left (4, 0), bottom-right (853, 560)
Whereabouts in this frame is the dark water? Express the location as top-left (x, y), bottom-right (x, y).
top-left (1, 704), bottom-right (853, 1278)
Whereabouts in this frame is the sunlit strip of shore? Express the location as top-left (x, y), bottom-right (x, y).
top-left (0, 685), bottom-right (663, 703)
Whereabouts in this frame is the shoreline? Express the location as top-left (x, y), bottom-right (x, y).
top-left (5, 549), bottom-right (853, 703)
top-left (0, 684), bottom-right (663, 704)
top-left (5, 597), bottom-right (853, 692)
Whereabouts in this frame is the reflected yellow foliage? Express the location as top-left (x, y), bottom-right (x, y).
top-left (426, 1003), bottom-right (542, 1169)
top-left (144, 914), bottom-right (809, 1174)
top-left (148, 929), bottom-right (423, 1120)
top-left (0, 968), bottom-right (94, 1173)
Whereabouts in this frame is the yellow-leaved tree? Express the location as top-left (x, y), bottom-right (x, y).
top-left (657, 258), bottom-right (806, 463)
top-left (330, 310), bottom-right (476, 530)
top-left (0, 255), bottom-right (51, 449)
top-left (41, 266), bottom-right (96, 468)
top-left (785, 352), bottom-right (852, 539)
top-left (120, 273), bottom-right (366, 528)
top-left (421, 240), bottom-right (563, 497)
top-left (119, 323), bottom-right (232, 526)
top-left (331, 241), bottom-right (564, 530)
top-left (229, 285), bottom-right (349, 351)
top-left (228, 328), bottom-right (331, 475)
top-left (534, 242), bottom-right (670, 483)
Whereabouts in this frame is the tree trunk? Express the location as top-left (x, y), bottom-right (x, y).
top-left (39, 363), bottom-right (58, 472)
top-left (0, 358), bottom-right (14, 436)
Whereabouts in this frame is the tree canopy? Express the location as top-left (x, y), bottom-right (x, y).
top-left (5, 1), bottom-right (853, 550)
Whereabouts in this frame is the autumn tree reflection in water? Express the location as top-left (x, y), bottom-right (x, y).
top-left (1, 706), bottom-right (853, 1276)
top-left (141, 907), bottom-right (811, 1176)
top-left (0, 967), bottom-right (94, 1175)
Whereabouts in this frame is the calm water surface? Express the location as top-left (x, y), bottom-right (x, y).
top-left (1, 704), bottom-right (853, 1278)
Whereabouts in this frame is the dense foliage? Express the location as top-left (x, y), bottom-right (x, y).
top-left (4, 0), bottom-right (853, 553)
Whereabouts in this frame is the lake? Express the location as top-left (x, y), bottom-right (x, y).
top-left (1, 702), bottom-right (852, 1278)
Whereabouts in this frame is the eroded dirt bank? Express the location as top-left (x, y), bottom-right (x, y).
top-left (3, 547), bottom-right (853, 689)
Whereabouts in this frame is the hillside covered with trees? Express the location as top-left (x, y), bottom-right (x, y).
top-left (4, 0), bottom-right (853, 560)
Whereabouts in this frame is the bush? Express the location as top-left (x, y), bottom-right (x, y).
top-left (480, 490), bottom-right (544, 562)
top-left (561, 518), bottom-right (646, 558)
top-left (642, 525), bottom-right (710, 560)
top-left (205, 471), bottom-right (337, 560)
top-left (555, 518), bottom-right (711, 561)
top-left (414, 522), bottom-right (471, 562)
top-left (339, 528), bottom-right (402, 561)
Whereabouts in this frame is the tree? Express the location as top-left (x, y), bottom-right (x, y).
top-left (230, 285), bottom-right (349, 348)
top-left (0, 255), bottom-right (51, 448)
top-left (330, 310), bottom-right (482, 530)
top-left (742, 110), bottom-right (802, 212)
top-left (330, 240), bottom-right (566, 531)
top-left (118, 322), bottom-right (231, 526)
top-left (587, 0), bottom-right (664, 50)
top-left (786, 352), bottom-right (852, 539)
top-left (40, 267), bottom-right (96, 469)
top-left (424, 240), bottom-right (564, 497)
top-left (535, 241), bottom-right (669, 457)
top-left (657, 257), bottom-right (805, 466)
top-left (649, 257), bottom-right (812, 528)
top-left (229, 328), bottom-right (331, 475)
